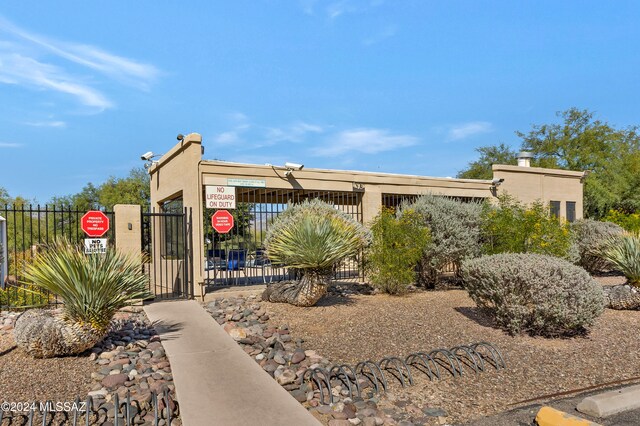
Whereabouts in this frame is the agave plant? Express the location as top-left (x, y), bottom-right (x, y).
top-left (602, 231), bottom-right (640, 287)
top-left (262, 199), bottom-right (370, 306)
top-left (14, 240), bottom-right (150, 358)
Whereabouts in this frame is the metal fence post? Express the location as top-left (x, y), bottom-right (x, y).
top-left (0, 215), bottom-right (6, 290)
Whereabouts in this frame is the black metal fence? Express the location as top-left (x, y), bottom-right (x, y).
top-left (204, 188), bottom-right (364, 288)
top-left (141, 208), bottom-right (193, 300)
top-left (0, 388), bottom-right (178, 426)
top-left (0, 205), bottom-right (115, 309)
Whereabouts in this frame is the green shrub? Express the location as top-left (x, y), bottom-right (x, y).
top-left (482, 195), bottom-right (575, 260)
top-left (461, 253), bottom-right (605, 336)
top-left (571, 219), bottom-right (624, 273)
top-left (0, 284), bottom-right (50, 308)
top-left (601, 231), bottom-right (640, 286)
top-left (603, 209), bottom-right (640, 232)
top-left (401, 194), bottom-right (483, 287)
top-left (367, 208), bottom-right (430, 295)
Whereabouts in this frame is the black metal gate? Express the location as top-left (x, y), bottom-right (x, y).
top-left (204, 188), bottom-right (364, 288)
top-left (141, 208), bottom-right (193, 299)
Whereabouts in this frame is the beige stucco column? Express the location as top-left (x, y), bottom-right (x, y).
top-left (149, 133), bottom-right (205, 300)
top-left (362, 185), bottom-right (382, 225)
top-left (114, 204), bottom-right (141, 257)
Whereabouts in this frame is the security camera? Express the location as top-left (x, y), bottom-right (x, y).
top-left (141, 151), bottom-right (155, 161)
top-left (285, 162), bottom-right (304, 170)
top-left (491, 178), bottom-right (505, 186)
top-left (177, 134), bottom-right (184, 141)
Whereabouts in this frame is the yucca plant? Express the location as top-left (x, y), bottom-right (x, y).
top-left (602, 231), bottom-right (640, 287)
top-left (14, 240), bottom-right (150, 358)
top-left (262, 199), bottom-right (370, 306)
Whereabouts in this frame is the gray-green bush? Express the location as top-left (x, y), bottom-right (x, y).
top-left (461, 253), bottom-right (605, 336)
top-left (401, 194), bottom-right (483, 287)
top-left (571, 219), bottom-right (624, 273)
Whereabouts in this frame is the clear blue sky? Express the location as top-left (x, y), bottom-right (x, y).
top-left (1, 1), bottom-right (639, 203)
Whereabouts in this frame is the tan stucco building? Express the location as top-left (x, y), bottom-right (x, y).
top-left (148, 133), bottom-right (586, 298)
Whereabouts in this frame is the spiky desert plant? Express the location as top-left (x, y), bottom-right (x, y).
top-left (602, 231), bottom-right (640, 287)
top-left (14, 240), bottom-right (150, 357)
top-left (263, 199), bottom-right (370, 306)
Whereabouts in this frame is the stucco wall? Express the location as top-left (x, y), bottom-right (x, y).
top-left (492, 165), bottom-right (584, 219)
top-left (150, 134), bottom-right (585, 298)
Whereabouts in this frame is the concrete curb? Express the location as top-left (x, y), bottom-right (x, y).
top-left (576, 384), bottom-right (640, 418)
top-left (535, 406), bottom-right (601, 426)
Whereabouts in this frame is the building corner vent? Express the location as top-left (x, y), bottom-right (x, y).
top-left (517, 151), bottom-right (533, 167)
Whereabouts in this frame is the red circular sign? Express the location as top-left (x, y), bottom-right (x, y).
top-left (81, 211), bottom-right (110, 237)
top-left (212, 210), bottom-right (234, 234)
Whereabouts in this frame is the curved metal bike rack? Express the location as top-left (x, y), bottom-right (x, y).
top-left (303, 341), bottom-right (506, 404)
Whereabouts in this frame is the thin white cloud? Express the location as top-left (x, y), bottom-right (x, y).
top-left (363, 25), bottom-right (397, 46)
top-left (0, 142), bottom-right (22, 148)
top-left (0, 15), bottom-right (159, 112)
top-left (24, 120), bottom-right (66, 128)
top-left (215, 131), bottom-right (244, 146)
top-left (264, 121), bottom-right (324, 144)
top-left (321, 0), bottom-right (385, 19)
top-left (448, 121), bottom-right (493, 141)
top-left (327, 2), bottom-right (350, 19)
top-left (300, 0), bottom-right (318, 15)
top-left (226, 111), bottom-right (250, 124)
top-left (0, 53), bottom-right (112, 109)
top-left (0, 16), bottom-right (158, 88)
top-left (312, 128), bottom-right (418, 156)
top-left (213, 114), bottom-right (324, 149)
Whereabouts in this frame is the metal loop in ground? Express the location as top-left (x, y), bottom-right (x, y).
top-left (308, 342), bottom-right (504, 405)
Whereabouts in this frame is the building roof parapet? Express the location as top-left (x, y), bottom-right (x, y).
top-left (200, 159), bottom-right (494, 186)
top-left (492, 164), bottom-right (585, 178)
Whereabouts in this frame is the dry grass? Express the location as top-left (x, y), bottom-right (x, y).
top-left (264, 276), bottom-right (640, 424)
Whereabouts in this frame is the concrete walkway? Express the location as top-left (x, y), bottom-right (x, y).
top-left (144, 300), bottom-right (320, 426)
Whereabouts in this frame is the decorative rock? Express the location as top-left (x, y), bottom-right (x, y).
top-left (228, 328), bottom-right (247, 341)
top-left (102, 373), bottom-right (128, 388)
top-left (289, 389), bottom-right (307, 402)
top-left (423, 407), bottom-right (447, 417)
top-left (100, 351), bottom-right (116, 360)
top-left (276, 369), bottom-right (297, 385)
top-left (263, 360), bottom-right (279, 373)
top-left (328, 420), bottom-right (353, 426)
top-left (291, 350), bottom-right (306, 364)
top-left (332, 412), bottom-right (349, 420)
top-left (88, 389), bottom-right (108, 398)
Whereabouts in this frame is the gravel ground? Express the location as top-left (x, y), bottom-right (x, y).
top-left (0, 309), bottom-right (179, 425)
top-left (0, 312), bottom-right (95, 403)
top-left (263, 275), bottom-right (640, 425)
